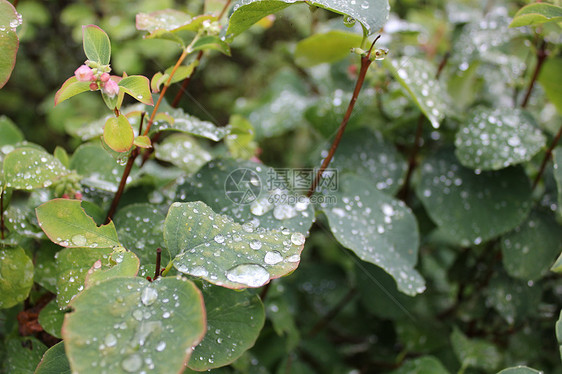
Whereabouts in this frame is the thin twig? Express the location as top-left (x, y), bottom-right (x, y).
top-left (521, 39), bottom-right (547, 108)
top-left (532, 124), bottom-right (562, 190)
top-left (105, 148), bottom-right (139, 223)
top-left (308, 287), bottom-right (358, 337)
top-left (153, 248), bottom-right (162, 281)
top-left (307, 36), bottom-right (380, 197)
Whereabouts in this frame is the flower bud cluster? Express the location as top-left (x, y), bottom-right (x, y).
top-left (74, 60), bottom-right (119, 98)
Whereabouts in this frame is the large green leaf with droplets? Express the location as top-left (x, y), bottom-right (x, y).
top-left (0, 247), bottom-right (34, 309)
top-left (166, 201), bottom-right (306, 289)
top-left (501, 210), bottom-right (562, 281)
top-left (36, 199), bottom-right (121, 248)
top-left (176, 158), bottom-right (315, 234)
top-left (385, 57), bottom-right (449, 129)
top-left (509, 3), bottom-right (562, 28)
top-left (153, 107), bottom-right (231, 141)
top-left (35, 342), bottom-right (71, 374)
top-left (455, 107), bottom-right (545, 170)
top-left (154, 134), bottom-right (212, 173)
top-left (416, 149), bottom-right (532, 246)
top-left (3, 148), bottom-right (70, 190)
top-left (227, 0), bottom-right (389, 38)
top-left (62, 277), bottom-right (205, 374)
top-left (188, 285), bottom-right (265, 370)
top-left (320, 174), bottom-right (425, 296)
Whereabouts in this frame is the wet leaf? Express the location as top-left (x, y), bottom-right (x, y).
top-left (63, 276), bottom-right (205, 374)
top-left (227, 0), bottom-right (390, 38)
top-left (319, 174), bottom-right (425, 296)
top-left (0, 247), bottom-right (34, 309)
top-left (538, 58), bottom-right (562, 114)
top-left (133, 135), bottom-right (151, 149)
top-left (455, 107), bottom-right (545, 170)
top-left (166, 201), bottom-right (305, 289)
top-left (501, 210), bottom-right (562, 281)
top-left (389, 356), bottom-right (449, 374)
top-left (416, 149), bottom-right (532, 246)
top-left (3, 147), bottom-right (69, 190)
top-left (224, 115), bottom-right (258, 160)
top-left (385, 57), bottom-right (449, 128)
top-left (153, 106), bottom-right (231, 141)
top-left (176, 158), bottom-right (315, 234)
top-left (35, 342), bottom-right (71, 374)
top-left (188, 285), bottom-right (265, 370)
top-left (36, 199), bottom-right (121, 248)
top-left (497, 367), bottom-right (543, 374)
top-left (55, 247), bottom-right (113, 307)
top-left (3, 337), bottom-right (47, 373)
top-left (294, 31), bottom-right (363, 67)
top-left (154, 134), bottom-right (212, 174)
top-left (0, 115), bottom-right (24, 146)
top-left (556, 310), bottom-right (562, 359)
top-left (509, 3), bottom-right (562, 28)
top-left (103, 114), bottom-right (135, 153)
top-left (38, 299), bottom-right (65, 339)
top-left (54, 76), bottom-right (91, 106)
top-left (84, 250), bottom-right (140, 288)
top-left (451, 327), bottom-right (501, 371)
top-left (113, 204), bottom-right (167, 265)
top-left (0, 0), bottom-right (19, 89)
top-left (552, 147), bottom-right (562, 218)
top-left (119, 75), bottom-right (153, 106)
top-left (191, 35), bottom-right (231, 56)
top-left (73, 104), bottom-right (145, 141)
top-left (34, 242), bottom-right (60, 293)
top-left (82, 24), bottom-right (111, 65)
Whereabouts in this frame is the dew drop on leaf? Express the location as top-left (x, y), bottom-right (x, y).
top-left (71, 234), bottom-right (87, 247)
top-left (226, 264), bottom-right (270, 287)
top-left (249, 239), bottom-right (262, 250)
top-left (140, 287), bottom-right (158, 306)
top-left (290, 232), bottom-right (305, 246)
top-left (264, 251), bottom-right (283, 265)
top-left (121, 353), bottom-right (143, 372)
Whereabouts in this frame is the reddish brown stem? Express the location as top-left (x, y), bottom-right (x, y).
top-left (153, 248), bottom-right (162, 281)
top-left (138, 112), bottom-right (146, 136)
top-left (521, 39), bottom-right (547, 108)
top-left (532, 124), bottom-right (562, 191)
top-left (105, 149), bottom-right (139, 223)
top-left (307, 37), bottom-right (380, 197)
top-left (12, 0), bottom-right (18, 8)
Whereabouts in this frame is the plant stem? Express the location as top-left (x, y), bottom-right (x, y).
top-left (12, 0), bottom-right (18, 8)
top-left (0, 188), bottom-right (5, 240)
top-left (307, 287), bottom-right (358, 337)
top-left (532, 124), bottom-right (562, 191)
top-left (153, 248), bottom-right (162, 281)
top-left (397, 51), bottom-right (449, 201)
top-left (521, 38), bottom-right (547, 108)
top-left (105, 148), bottom-right (139, 223)
top-left (307, 37), bottom-right (379, 197)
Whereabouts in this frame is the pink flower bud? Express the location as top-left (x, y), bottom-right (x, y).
top-left (75, 65), bottom-right (94, 82)
top-left (74, 191), bottom-right (83, 200)
top-left (89, 82), bottom-right (99, 91)
top-left (100, 73), bottom-right (110, 82)
top-left (103, 79), bottom-right (119, 98)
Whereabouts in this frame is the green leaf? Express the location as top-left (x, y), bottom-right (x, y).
top-left (3, 147), bottom-right (69, 190)
top-left (556, 310), bottom-right (562, 360)
top-left (133, 135), bottom-right (152, 148)
top-left (82, 24), bottom-right (111, 65)
top-left (136, 9), bottom-right (192, 33)
top-left (227, 0), bottom-right (390, 38)
top-left (455, 107), bottom-right (545, 170)
top-left (55, 247), bottom-right (113, 307)
top-left (552, 147), bottom-right (562, 218)
top-left (153, 106), bottom-right (231, 141)
top-left (509, 3), bottom-right (562, 28)
top-left (319, 128), bottom-right (407, 194)
top-left (0, 247), bottom-right (34, 309)
top-left (295, 31), bottom-right (363, 67)
top-left (62, 277), bottom-right (205, 374)
top-left (113, 204), bottom-right (167, 265)
top-left (320, 174), bottom-right (425, 296)
top-left (69, 143), bottom-right (130, 193)
top-left (166, 201), bottom-right (305, 289)
top-left (501, 210), bottom-right (562, 281)
top-left (54, 146), bottom-right (70, 168)
top-left (389, 356), bottom-right (450, 374)
top-left (0, 115), bottom-right (24, 146)
top-left (118, 75), bottom-right (154, 105)
top-left (538, 58), bottom-right (562, 114)
top-left (2, 337), bottom-right (47, 373)
top-left (188, 285), bottom-right (265, 370)
top-left (191, 35), bottom-right (231, 56)
top-left (103, 114), bottom-right (135, 153)
top-left (385, 57), bottom-right (449, 128)
top-left (416, 149), bottom-right (532, 246)
top-left (0, 0), bottom-right (19, 89)
top-left (54, 76), bottom-right (91, 106)
top-left (38, 299), bottom-right (65, 339)
top-left (154, 134), bottom-right (212, 173)
top-left (84, 250), bottom-right (140, 288)
top-left (34, 242), bottom-right (60, 293)
top-left (176, 158), bottom-right (315, 234)
top-left (35, 342), bottom-right (71, 374)
top-left (36, 199), bottom-right (121, 248)
top-left (497, 367), bottom-right (543, 374)
top-left (551, 252), bottom-right (562, 273)
top-left (451, 327), bottom-right (502, 371)
top-left (224, 115), bottom-right (257, 160)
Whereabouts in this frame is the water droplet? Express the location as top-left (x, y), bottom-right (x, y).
top-left (286, 254), bottom-right (300, 263)
top-left (264, 251), bottom-right (283, 265)
top-left (290, 232), bottom-right (305, 246)
top-left (71, 234), bottom-right (87, 247)
top-left (343, 15), bottom-right (356, 27)
top-left (191, 266), bottom-right (208, 277)
top-left (226, 264), bottom-right (270, 287)
top-left (214, 234), bottom-right (225, 244)
top-left (249, 239), bottom-right (262, 250)
top-left (104, 333), bottom-right (117, 347)
top-left (121, 354), bottom-right (143, 372)
top-left (273, 205), bottom-right (297, 220)
top-left (156, 341), bottom-right (166, 352)
top-left (141, 287), bottom-right (158, 306)
top-left (132, 309), bottom-right (143, 321)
